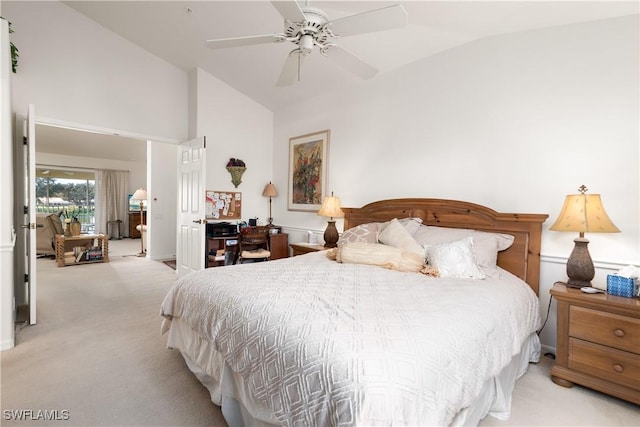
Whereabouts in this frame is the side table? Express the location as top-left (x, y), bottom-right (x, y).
top-left (550, 282), bottom-right (640, 404)
top-left (55, 234), bottom-right (110, 267)
top-left (289, 243), bottom-right (327, 257)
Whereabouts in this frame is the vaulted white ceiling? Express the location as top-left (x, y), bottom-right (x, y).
top-left (36, 1), bottom-right (638, 162)
top-left (64, 1), bottom-right (639, 111)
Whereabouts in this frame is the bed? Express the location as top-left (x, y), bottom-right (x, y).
top-left (161, 198), bottom-right (548, 426)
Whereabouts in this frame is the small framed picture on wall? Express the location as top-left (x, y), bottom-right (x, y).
top-left (288, 129), bottom-right (330, 212)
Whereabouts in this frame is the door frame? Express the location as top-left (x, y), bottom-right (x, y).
top-left (33, 116), bottom-right (179, 261)
top-left (19, 114), bottom-right (179, 325)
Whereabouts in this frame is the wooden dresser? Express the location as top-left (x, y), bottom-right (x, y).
top-left (550, 282), bottom-right (640, 404)
top-left (129, 211), bottom-right (146, 238)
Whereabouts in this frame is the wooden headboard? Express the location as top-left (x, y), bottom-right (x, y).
top-left (342, 199), bottom-right (548, 295)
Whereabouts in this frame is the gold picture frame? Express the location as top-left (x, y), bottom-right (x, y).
top-left (288, 129), bottom-right (330, 211)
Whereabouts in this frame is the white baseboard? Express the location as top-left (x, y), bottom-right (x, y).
top-left (540, 343), bottom-right (556, 358)
top-left (1, 338), bottom-right (15, 351)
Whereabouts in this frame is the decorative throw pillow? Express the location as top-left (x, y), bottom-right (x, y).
top-left (335, 243), bottom-right (424, 272)
top-left (413, 225), bottom-right (514, 275)
top-left (338, 223), bottom-right (379, 246)
top-left (424, 236), bottom-right (486, 279)
top-left (377, 218), bottom-right (424, 256)
top-left (378, 217), bottom-right (423, 236)
top-left (46, 214), bottom-right (65, 236)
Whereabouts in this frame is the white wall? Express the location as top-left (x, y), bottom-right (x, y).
top-left (194, 68), bottom-right (274, 223)
top-left (273, 16), bottom-right (639, 351)
top-left (148, 140), bottom-right (178, 260)
top-left (3, 0), bottom-right (188, 141)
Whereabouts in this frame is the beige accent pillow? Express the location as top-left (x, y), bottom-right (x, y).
top-left (377, 218), bottom-right (424, 256)
top-left (413, 225), bottom-right (514, 276)
top-left (424, 237), bottom-right (486, 279)
top-left (335, 243), bottom-right (424, 272)
top-left (46, 214), bottom-right (65, 235)
top-left (337, 223), bottom-right (379, 246)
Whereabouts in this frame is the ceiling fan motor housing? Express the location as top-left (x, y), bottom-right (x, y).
top-left (284, 6), bottom-right (333, 54)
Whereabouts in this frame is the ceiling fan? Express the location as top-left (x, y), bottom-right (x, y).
top-left (206, 1), bottom-right (408, 86)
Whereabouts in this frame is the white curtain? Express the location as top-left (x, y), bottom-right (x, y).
top-left (94, 169), bottom-right (130, 237)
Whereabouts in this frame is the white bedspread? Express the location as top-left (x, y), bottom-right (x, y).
top-left (161, 251), bottom-right (540, 426)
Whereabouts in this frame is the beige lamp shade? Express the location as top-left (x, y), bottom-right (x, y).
top-left (262, 182), bottom-right (277, 225)
top-left (131, 188), bottom-right (147, 201)
top-left (318, 194), bottom-right (344, 219)
top-left (262, 182), bottom-right (277, 197)
top-left (550, 186), bottom-right (619, 288)
top-left (550, 193), bottom-right (619, 236)
top-left (318, 192), bottom-right (344, 248)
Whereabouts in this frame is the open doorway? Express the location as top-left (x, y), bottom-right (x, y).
top-left (34, 123), bottom-right (148, 258)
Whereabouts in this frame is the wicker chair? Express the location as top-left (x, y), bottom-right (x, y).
top-left (237, 226), bottom-right (270, 264)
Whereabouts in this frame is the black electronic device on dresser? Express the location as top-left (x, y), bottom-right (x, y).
top-left (206, 222), bottom-right (238, 238)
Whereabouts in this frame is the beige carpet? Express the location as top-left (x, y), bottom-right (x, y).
top-left (1, 239), bottom-right (225, 426)
top-left (1, 239), bottom-right (638, 426)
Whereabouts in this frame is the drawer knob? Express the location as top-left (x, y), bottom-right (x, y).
top-left (613, 364), bottom-right (624, 373)
top-left (613, 329), bottom-right (625, 337)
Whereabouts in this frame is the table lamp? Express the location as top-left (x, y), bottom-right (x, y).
top-left (131, 188), bottom-right (147, 257)
top-left (318, 192), bottom-right (344, 248)
top-left (262, 182), bottom-right (278, 226)
top-left (549, 185), bottom-right (619, 288)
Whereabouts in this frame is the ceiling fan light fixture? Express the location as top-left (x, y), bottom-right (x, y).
top-left (299, 34), bottom-right (314, 54)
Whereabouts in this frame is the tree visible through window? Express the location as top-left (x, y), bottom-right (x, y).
top-left (36, 176), bottom-right (96, 230)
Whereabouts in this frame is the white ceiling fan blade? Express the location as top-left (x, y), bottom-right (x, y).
top-left (276, 50), bottom-right (304, 87)
top-left (206, 34), bottom-right (281, 50)
top-left (271, 1), bottom-right (306, 23)
top-left (329, 5), bottom-right (408, 38)
top-left (326, 46), bottom-right (378, 80)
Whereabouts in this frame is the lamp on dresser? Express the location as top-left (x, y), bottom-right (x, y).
top-left (318, 192), bottom-right (344, 248)
top-left (131, 188), bottom-right (147, 257)
top-left (549, 185), bottom-right (619, 288)
top-left (262, 181), bottom-right (278, 226)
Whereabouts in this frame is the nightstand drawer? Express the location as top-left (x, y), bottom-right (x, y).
top-left (569, 338), bottom-right (640, 390)
top-left (570, 306), bottom-right (640, 353)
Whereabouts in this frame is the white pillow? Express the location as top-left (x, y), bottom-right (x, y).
top-left (424, 236), bottom-right (486, 279)
top-left (377, 218), bottom-right (424, 256)
top-left (413, 225), bottom-right (514, 275)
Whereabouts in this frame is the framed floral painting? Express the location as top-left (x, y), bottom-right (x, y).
top-left (288, 129), bottom-right (330, 211)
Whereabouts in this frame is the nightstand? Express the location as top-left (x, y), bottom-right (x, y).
top-left (268, 233), bottom-right (289, 260)
top-left (550, 282), bottom-right (640, 405)
top-left (289, 243), bottom-right (327, 257)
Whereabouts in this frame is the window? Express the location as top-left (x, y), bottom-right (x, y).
top-left (36, 168), bottom-right (96, 233)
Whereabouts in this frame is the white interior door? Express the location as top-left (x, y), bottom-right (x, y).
top-left (176, 137), bottom-right (206, 277)
top-left (14, 104), bottom-right (37, 325)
